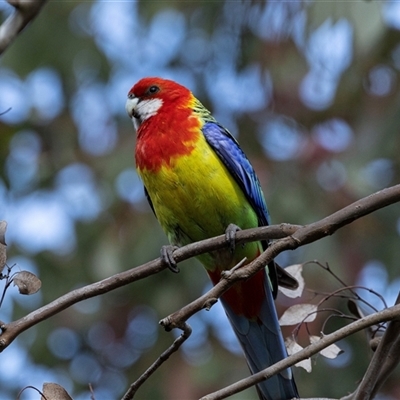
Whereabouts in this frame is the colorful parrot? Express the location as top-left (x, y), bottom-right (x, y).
top-left (125, 77), bottom-right (298, 400)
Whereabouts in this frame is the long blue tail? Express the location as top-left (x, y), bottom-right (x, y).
top-left (220, 268), bottom-right (298, 400)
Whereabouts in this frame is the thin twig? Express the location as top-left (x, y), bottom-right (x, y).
top-left (88, 383), bottom-right (96, 400)
top-left (372, 322), bottom-right (400, 396)
top-left (0, 224), bottom-right (299, 351)
top-left (16, 385), bottom-right (46, 400)
top-left (0, 185), bottom-right (399, 351)
top-left (160, 185), bottom-right (400, 331)
top-left (309, 261), bottom-right (388, 311)
top-left (352, 292), bottom-right (400, 400)
top-left (121, 323), bottom-right (192, 400)
top-left (199, 303), bottom-right (400, 400)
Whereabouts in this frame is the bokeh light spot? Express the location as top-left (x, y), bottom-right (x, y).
top-left (365, 65), bottom-right (396, 97)
top-left (0, 69), bottom-right (30, 124)
top-left (316, 160), bottom-right (347, 191)
top-left (6, 130), bottom-right (41, 193)
top-left (48, 327), bottom-right (81, 360)
top-left (56, 163), bottom-right (102, 221)
top-left (69, 352), bottom-right (102, 384)
top-left (312, 119), bottom-right (353, 152)
top-left (125, 306), bottom-right (158, 351)
top-left (360, 158), bottom-right (394, 190)
top-left (115, 168), bottom-right (145, 205)
top-left (7, 191), bottom-right (76, 255)
top-left (258, 116), bottom-right (304, 161)
top-left (26, 67), bottom-right (64, 120)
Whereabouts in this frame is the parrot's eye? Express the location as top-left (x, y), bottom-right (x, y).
top-left (127, 92), bottom-right (135, 99)
top-left (147, 85), bottom-right (160, 95)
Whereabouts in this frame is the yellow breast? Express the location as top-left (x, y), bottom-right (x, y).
top-left (138, 134), bottom-right (260, 269)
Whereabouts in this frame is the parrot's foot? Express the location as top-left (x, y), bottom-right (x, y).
top-left (161, 245), bottom-right (180, 273)
top-left (225, 223), bottom-right (241, 252)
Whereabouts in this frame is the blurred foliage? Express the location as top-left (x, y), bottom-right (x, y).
top-left (0, 0), bottom-right (400, 399)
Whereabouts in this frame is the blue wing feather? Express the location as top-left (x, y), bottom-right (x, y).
top-left (202, 122), bottom-right (271, 227)
top-left (202, 121), bottom-right (299, 295)
top-left (202, 121), bottom-right (298, 399)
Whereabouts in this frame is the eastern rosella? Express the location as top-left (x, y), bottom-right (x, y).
top-left (125, 77), bottom-right (298, 400)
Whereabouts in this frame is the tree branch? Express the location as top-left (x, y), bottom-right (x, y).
top-left (122, 322), bottom-right (192, 400)
top-left (0, 224), bottom-right (300, 352)
top-left (0, 185), bottom-right (398, 393)
top-left (0, 184), bottom-right (396, 400)
top-left (199, 303), bottom-right (400, 400)
top-left (351, 293), bottom-right (400, 400)
top-left (161, 184), bottom-right (400, 331)
top-left (0, 0), bottom-right (47, 55)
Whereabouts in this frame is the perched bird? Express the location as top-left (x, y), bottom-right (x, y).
top-left (125, 77), bottom-right (298, 400)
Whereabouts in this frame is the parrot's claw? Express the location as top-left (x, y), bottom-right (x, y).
top-left (161, 245), bottom-right (180, 273)
top-left (225, 223), bottom-right (241, 252)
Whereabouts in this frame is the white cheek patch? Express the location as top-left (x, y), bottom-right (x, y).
top-left (137, 98), bottom-right (163, 122)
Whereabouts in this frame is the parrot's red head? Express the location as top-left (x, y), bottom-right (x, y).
top-left (126, 77), bottom-right (201, 171)
top-left (125, 77), bottom-right (192, 131)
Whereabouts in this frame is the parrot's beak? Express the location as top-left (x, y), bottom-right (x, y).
top-left (125, 96), bottom-right (139, 119)
top-left (126, 94), bottom-right (163, 131)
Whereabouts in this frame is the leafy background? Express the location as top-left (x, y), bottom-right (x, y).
top-left (0, 1), bottom-right (399, 399)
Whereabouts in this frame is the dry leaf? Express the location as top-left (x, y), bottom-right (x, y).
top-left (285, 337), bottom-right (312, 372)
top-left (42, 382), bottom-right (73, 400)
top-left (347, 299), bottom-right (364, 319)
top-left (279, 264), bottom-right (305, 298)
top-left (0, 221), bottom-right (7, 274)
top-left (309, 335), bottom-right (343, 359)
top-left (347, 299), bottom-right (385, 342)
top-left (13, 271), bottom-right (42, 295)
top-left (279, 303), bottom-right (318, 326)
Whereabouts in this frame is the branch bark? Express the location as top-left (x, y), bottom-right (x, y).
top-left (0, 223), bottom-right (300, 352)
top-left (0, 185), bottom-right (399, 352)
top-left (0, 0), bottom-right (47, 54)
top-left (0, 184), bottom-right (399, 399)
top-left (122, 322), bottom-right (192, 400)
top-left (161, 184), bottom-right (400, 331)
top-left (351, 293), bottom-right (400, 400)
top-left (200, 303), bottom-right (400, 400)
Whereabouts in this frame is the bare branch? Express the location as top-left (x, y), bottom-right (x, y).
top-left (0, 184), bottom-right (397, 379)
top-left (352, 292), bottom-right (400, 400)
top-left (0, 186), bottom-right (399, 353)
top-left (122, 322), bottom-right (192, 400)
top-left (0, 0), bottom-right (47, 54)
top-left (161, 185), bottom-right (400, 331)
top-left (200, 303), bottom-right (400, 400)
top-left (0, 223), bottom-right (300, 351)
top-left (372, 324), bottom-right (400, 395)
